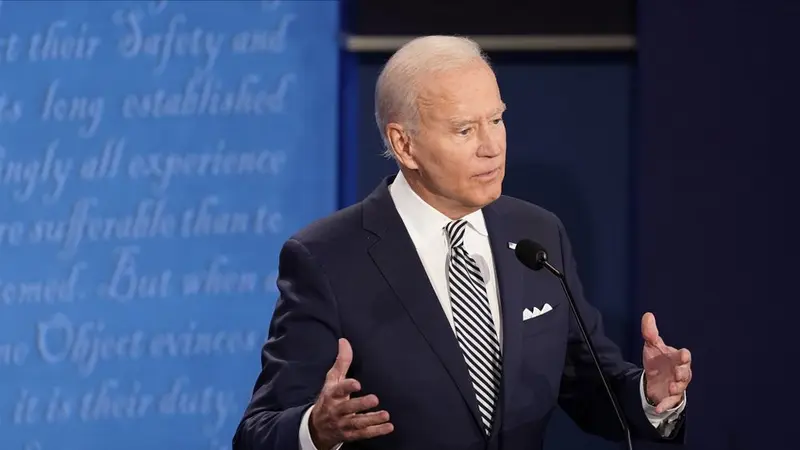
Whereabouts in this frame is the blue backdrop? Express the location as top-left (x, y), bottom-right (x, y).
top-left (0, 1), bottom-right (340, 449)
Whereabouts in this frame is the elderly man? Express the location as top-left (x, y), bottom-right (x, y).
top-left (232, 36), bottom-right (691, 450)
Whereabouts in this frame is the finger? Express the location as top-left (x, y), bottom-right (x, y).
top-left (329, 378), bottom-right (361, 399)
top-left (669, 380), bottom-right (689, 396)
top-left (667, 348), bottom-right (691, 366)
top-left (327, 338), bottom-right (354, 382)
top-left (655, 395), bottom-right (683, 414)
top-left (641, 312), bottom-right (664, 349)
top-left (335, 394), bottom-right (380, 416)
top-left (673, 364), bottom-right (692, 382)
top-left (342, 410), bottom-right (391, 431)
top-left (342, 422), bottom-right (395, 442)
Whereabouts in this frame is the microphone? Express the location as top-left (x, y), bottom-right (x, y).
top-left (514, 239), bottom-right (633, 450)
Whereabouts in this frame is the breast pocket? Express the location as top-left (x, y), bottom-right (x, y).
top-left (521, 302), bottom-right (566, 338)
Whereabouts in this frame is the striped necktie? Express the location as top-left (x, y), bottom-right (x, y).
top-left (445, 219), bottom-right (502, 435)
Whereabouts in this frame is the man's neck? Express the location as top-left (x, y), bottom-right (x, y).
top-left (401, 169), bottom-right (479, 220)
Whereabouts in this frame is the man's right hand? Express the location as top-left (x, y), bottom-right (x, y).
top-left (309, 338), bottom-right (394, 450)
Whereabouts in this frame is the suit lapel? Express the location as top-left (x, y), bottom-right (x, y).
top-left (483, 201), bottom-right (526, 439)
top-left (363, 178), bottom-right (484, 434)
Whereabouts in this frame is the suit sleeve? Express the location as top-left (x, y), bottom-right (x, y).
top-left (232, 238), bottom-right (341, 450)
top-left (553, 219), bottom-right (686, 443)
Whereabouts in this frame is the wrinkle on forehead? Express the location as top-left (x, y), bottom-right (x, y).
top-left (416, 88), bottom-right (452, 124)
top-left (419, 87), bottom-right (503, 128)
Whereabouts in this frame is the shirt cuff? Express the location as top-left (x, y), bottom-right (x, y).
top-left (640, 374), bottom-right (687, 436)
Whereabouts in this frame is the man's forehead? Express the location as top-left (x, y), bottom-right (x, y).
top-left (418, 88), bottom-right (505, 120)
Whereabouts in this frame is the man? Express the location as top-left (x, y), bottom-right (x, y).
top-left (233, 36), bottom-right (691, 450)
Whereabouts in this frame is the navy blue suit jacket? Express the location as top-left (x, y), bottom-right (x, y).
top-left (233, 177), bottom-right (686, 450)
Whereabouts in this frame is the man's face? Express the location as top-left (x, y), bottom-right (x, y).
top-left (397, 60), bottom-right (507, 217)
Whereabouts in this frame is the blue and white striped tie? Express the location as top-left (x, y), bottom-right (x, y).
top-left (445, 219), bottom-right (502, 435)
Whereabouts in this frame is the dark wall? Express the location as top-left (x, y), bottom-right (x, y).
top-left (635, 1), bottom-right (799, 449)
top-left (349, 0), bottom-right (634, 35)
top-left (348, 52), bottom-right (636, 450)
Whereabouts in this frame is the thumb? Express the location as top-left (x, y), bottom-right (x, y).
top-left (327, 338), bottom-right (353, 382)
top-left (641, 312), bottom-right (663, 348)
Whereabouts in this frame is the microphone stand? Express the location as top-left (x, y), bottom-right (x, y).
top-left (537, 256), bottom-right (634, 450)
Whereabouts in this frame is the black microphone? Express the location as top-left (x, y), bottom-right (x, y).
top-left (514, 239), bottom-right (633, 450)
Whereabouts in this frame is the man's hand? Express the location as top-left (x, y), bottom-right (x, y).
top-left (310, 338), bottom-right (394, 450)
top-left (641, 312), bottom-right (692, 414)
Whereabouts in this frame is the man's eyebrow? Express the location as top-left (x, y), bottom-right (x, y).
top-left (492, 103), bottom-right (508, 116)
top-left (449, 104), bottom-right (507, 126)
top-left (450, 118), bottom-right (474, 127)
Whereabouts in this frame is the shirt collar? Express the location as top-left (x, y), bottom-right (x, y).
top-left (388, 170), bottom-right (488, 240)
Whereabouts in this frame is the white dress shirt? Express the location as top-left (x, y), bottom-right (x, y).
top-left (299, 171), bottom-right (685, 449)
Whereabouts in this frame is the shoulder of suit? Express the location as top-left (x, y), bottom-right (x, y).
top-left (285, 201), bottom-right (366, 249)
top-left (492, 194), bottom-right (564, 229)
top-left (284, 194), bottom-right (566, 252)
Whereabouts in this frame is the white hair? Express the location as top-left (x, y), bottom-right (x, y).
top-left (374, 35), bottom-right (490, 159)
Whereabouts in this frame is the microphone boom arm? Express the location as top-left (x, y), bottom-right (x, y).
top-left (540, 259), bottom-right (634, 450)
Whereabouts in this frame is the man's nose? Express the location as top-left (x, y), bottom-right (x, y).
top-left (477, 127), bottom-right (503, 157)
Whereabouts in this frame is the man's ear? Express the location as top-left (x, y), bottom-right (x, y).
top-left (386, 123), bottom-right (418, 170)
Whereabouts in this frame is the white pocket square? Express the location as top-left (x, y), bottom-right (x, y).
top-left (523, 303), bottom-right (553, 321)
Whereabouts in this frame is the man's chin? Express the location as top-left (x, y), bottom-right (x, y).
top-left (471, 187), bottom-right (502, 209)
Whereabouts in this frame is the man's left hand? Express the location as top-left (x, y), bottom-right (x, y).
top-left (641, 312), bottom-right (692, 414)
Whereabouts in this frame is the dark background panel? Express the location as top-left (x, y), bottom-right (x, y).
top-left (634, 1), bottom-right (799, 449)
top-left (349, 0), bottom-right (635, 36)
